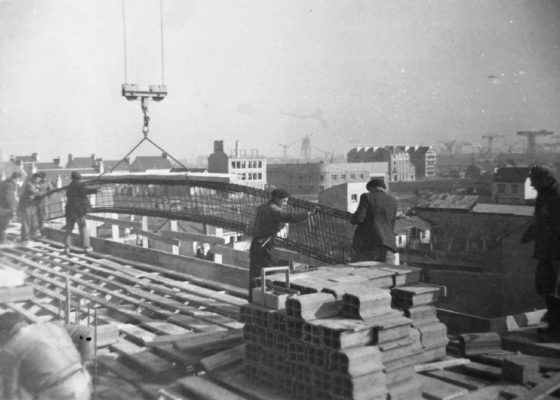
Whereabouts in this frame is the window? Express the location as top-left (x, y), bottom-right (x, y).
top-left (236, 161), bottom-right (241, 168)
top-left (497, 184), bottom-right (506, 193)
top-left (258, 161), bottom-right (262, 168)
top-left (248, 174), bottom-right (252, 180)
top-left (512, 184), bottom-right (519, 194)
top-left (231, 161), bottom-right (236, 169)
top-left (360, 174), bottom-right (364, 179)
top-left (341, 174), bottom-right (346, 180)
top-left (241, 162), bottom-right (246, 168)
top-left (351, 194), bottom-right (358, 201)
top-left (350, 174), bottom-right (355, 179)
top-left (258, 173), bottom-right (262, 179)
top-left (248, 161), bottom-right (252, 168)
top-left (332, 174), bottom-right (337, 180)
top-left (241, 173), bottom-right (246, 180)
top-left (320, 175), bottom-right (324, 181)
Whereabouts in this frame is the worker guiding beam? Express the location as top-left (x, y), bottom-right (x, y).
top-left (248, 188), bottom-right (317, 302)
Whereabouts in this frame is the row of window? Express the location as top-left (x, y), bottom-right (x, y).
top-left (231, 160), bottom-right (263, 169)
top-left (330, 173), bottom-right (366, 180)
top-left (496, 183), bottom-right (519, 194)
top-left (240, 172), bottom-right (263, 180)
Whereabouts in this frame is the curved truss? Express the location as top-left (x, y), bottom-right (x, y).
top-left (42, 175), bottom-right (354, 264)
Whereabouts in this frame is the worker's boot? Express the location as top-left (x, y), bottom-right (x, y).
top-left (539, 295), bottom-right (560, 342)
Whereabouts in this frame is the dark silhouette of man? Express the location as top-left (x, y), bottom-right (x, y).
top-left (0, 172), bottom-right (23, 244)
top-left (248, 188), bottom-right (314, 301)
top-left (63, 172), bottom-right (96, 254)
top-left (350, 178), bottom-right (397, 264)
top-left (522, 165), bottom-right (560, 341)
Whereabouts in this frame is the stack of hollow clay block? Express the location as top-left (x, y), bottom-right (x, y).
top-left (243, 265), bottom-right (445, 400)
top-left (391, 285), bottom-right (449, 365)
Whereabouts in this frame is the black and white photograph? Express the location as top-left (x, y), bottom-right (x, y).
top-left (1, 0), bottom-right (560, 399)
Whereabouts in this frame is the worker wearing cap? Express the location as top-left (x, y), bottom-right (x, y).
top-left (0, 312), bottom-right (92, 400)
top-left (521, 164), bottom-right (560, 340)
top-left (63, 172), bottom-right (97, 254)
top-left (248, 188), bottom-right (314, 302)
top-left (0, 172), bottom-right (23, 245)
top-left (350, 178), bottom-right (398, 264)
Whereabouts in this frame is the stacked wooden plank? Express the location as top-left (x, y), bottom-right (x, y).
top-left (392, 284), bottom-right (448, 366)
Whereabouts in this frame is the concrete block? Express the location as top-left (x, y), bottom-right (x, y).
top-left (306, 317), bottom-right (376, 349)
top-left (286, 317), bottom-right (304, 340)
top-left (287, 341), bottom-right (307, 364)
top-left (286, 292), bottom-right (338, 320)
top-left (269, 310), bottom-right (287, 332)
top-left (302, 322), bottom-right (323, 346)
top-left (342, 287), bottom-right (392, 320)
top-left (330, 346), bottom-right (383, 376)
top-left (501, 354), bottom-right (539, 384)
top-left (307, 345), bottom-right (330, 370)
top-left (313, 367), bottom-right (331, 392)
top-left (392, 285), bottom-right (441, 308)
top-left (331, 371), bottom-right (387, 400)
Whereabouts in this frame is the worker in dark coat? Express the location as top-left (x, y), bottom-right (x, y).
top-left (0, 312), bottom-right (92, 400)
top-left (350, 178), bottom-right (398, 264)
top-left (248, 188), bottom-right (314, 302)
top-left (17, 173), bottom-right (41, 243)
top-left (63, 171), bottom-right (97, 254)
top-left (521, 165), bottom-right (560, 340)
top-left (0, 172), bottom-right (23, 244)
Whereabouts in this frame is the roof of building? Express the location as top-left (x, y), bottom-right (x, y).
top-left (12, 155), bottom-right (37, 162)
top-left (494, 167), bottom-right (530, 183)
top-left (0, 162), bottom-right (27, 178)
top-left (130, 156), bottom-right (173, 172)
top-left (395, 215), bottom-right (431, 233)
top-left (66, 157), bottom-right (95, 169)
top-left (472, 203), bottom-right (534, 216)
top-left (34, 162), bottom-right (63, 170)
top-left (102, 160), bottom-right (130, 172)
top-left (416, 194), bottom-right (478, 210)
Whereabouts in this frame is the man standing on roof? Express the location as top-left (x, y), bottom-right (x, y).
top-left (34, 172), bottom-right (52, 238)
top-left (350, 177), bottom-right (398, 264)
top-left (521, 165), bottom-right (560, 341)
top-left (63, 172), bottom-right (97, 255)
top-left (0, 312), bottom-right (92, 400)
top-left (17, 173), bottom-right (42, 243)
top-left (248, 188), bottom-right (315, 302)
top-left (0, 172), bottom-right (23, 245)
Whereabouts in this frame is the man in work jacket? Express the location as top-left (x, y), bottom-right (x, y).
top-left (17, 173), bottom-right (42, 243)
top-left (0, 312), bottom-right (92, 400)
top-left (248, 188), bottom-right (314, 302)
top-left (521, 164), bottom-right (560, 341)
top-left (0, 172), bottom-right (23, 244)
top-left (64, 171), bottom-right (97, 254)
top-left (350, 178), bottom-right (398, 264)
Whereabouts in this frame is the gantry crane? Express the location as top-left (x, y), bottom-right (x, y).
top-left (517, 130), bottom-right (553, 154)
top-left (481, 134), bottom-right (504, 154)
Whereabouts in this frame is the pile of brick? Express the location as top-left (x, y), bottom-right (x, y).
top-left (241, 265), bottom-right (446, 400)
top-left (392, 285), bottom-right (448, 365)
top-left (0, 265), bottom-right (33, 303)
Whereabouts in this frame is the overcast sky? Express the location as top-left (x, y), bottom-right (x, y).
top-left (1, 0), bottom-right (559, 163)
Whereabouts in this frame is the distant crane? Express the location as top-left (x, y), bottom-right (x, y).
top-left (506, 140), bottom-right (524, 153)
top-left (301, 134), bottom-right (312, 161)
top-left (481, 134), bottom-right (504, 154)
top-left (517, 130), bottom-right (553, 154)
top-left (278, 139), bottom-right (301, 159)
top-left (437, 140), bottom-right (456, 154)
top-left (313, 146), bottom-right (333, 162)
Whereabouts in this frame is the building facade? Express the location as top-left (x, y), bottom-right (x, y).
top-left (347, 145), bottom-right (419, 181)
top-left (208, 140), bottom-right (267, 189)
top-left (267, 161), bottom-right (388, 195)
top-left (407, 146), bottom-right (437, 179)
top-left (492, 167), bottom-right (532, 205)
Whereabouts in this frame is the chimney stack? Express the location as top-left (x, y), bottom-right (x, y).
top-left (214, 140), bottom-right (224, 153)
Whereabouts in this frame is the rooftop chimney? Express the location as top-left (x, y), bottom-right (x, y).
top-left (31, 152), bottom-right (38, 162)
top-left (53, 157), bottom-right (61, 167)
top-left (235, 140), bottom-right (240, 157)
top-left (162, 152), bottom-right (168, 159)
top-left (68, 153), bottom-right (73, 162)
top-left (214, 140), bottom-right (224, 153)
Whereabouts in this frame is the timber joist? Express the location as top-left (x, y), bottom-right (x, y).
top-left (0, 240), bottom-right (248, 398)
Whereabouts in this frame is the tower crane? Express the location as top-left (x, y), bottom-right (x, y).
top-left (278, 139), bottom-right (301, 159)
top-left (517, 130), bottom-right (553, 154)
top-left (437, 140), bottom-right (456, 154)
top-left (481, 134), bottom-right (503, 154)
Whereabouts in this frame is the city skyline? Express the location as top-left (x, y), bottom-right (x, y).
top-left (1, 0), bottom-right (559, 162)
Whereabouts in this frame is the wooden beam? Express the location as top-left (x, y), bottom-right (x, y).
top-left (160, 229), bottom-right (226, 245)
top-left (136, 229), bottom-right (180, 246)
top-left (86, 215), bottom-right (142, 229)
